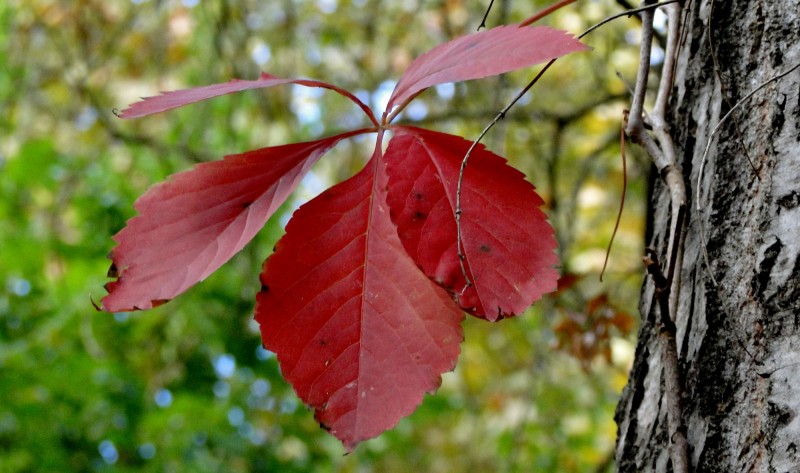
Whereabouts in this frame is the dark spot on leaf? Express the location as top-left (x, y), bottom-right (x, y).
top-left (414, 211), bottom-right (426, 220)
top-left (319, 421), bottom-right (332, 432)
top-left (261, 284), bottom-right (269, 293)
top-left (151, 299), bottom-right (170, 308)
top-left (320, 339), bottom-right (327, 347)
top-left (413, 192), bottom-right (424, 200)
top-left (107, 263), bottom-right (119, 278)
top-left (241, 201), bottom-right (253, 209)
top-left (479, 244), bottom-right (491, 253)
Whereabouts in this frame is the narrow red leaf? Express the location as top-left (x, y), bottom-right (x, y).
top-left (102, 131), bottom-right (367, 312)
top-left (384, 126), bottom-right (559, 320)
top-left (255, 148), bottom-right (464, 450)
top-left (386, 25), bottom-right (587, 116)
top-left (119, 72), bottom-right (377, 125)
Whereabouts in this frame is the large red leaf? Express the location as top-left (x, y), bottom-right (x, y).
top-left (386, 25), bottom-right (587, 115)
top-left (119, 72), bottom-right (376, 124)
top-left (384, 126), bottom-right (559, 320)
top-left (102, 131), bottom-right (367, 312)
top-left (255, 148), bottom-right (464, 450)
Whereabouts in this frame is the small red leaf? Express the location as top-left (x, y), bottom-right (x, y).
top-left (384, 126), bottom-right (559, 320)
top-left (102, 131), bottom-right (366, 312)
top-left (386, 25), bottom-right (587, 114)
top-left (119, 72), bottom-right (377, 124)
top-left (255, 148), bottom-right (464, 450)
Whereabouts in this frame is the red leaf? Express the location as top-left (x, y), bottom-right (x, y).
top-left (102, 131), bottom-right (366, 312)
top-left (386, 25), bottom-right (587, 115)
top-left (255, 148), bottom-right (464, 450)
top-left (119, 72), bottom-right (377, 124)
top-left (384, 126), bottom-right (559, 320)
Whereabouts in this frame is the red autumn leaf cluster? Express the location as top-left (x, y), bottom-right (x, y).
top-left (551, 273), bottom-right (637, 368)
top-left (102, 24), bottom-right (586, 449)
top-left (553, 292), bottom-right (637, 367)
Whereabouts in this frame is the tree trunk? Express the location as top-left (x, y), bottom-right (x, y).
top-left (615, 1), bottom-right (800, 471)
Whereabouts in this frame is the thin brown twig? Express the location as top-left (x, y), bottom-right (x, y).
top-left (580, 0), bottom-right (679, 38)
top-left (624, 3), bottom-right (655, 141)
top-left (600, 119), bottom-right (629, 281)
top-left (695, 61), bottom-right (800, 286)
top-left (478, 0), bottom-right (495, 29)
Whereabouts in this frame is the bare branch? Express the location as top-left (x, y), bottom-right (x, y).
top-left (696, 61), bottom-right (800, 285)
top-left (624, 2), bottom-right (689, 471)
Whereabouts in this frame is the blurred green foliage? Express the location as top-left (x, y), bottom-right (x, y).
top-left (0, 0), bottom-right (651, 471)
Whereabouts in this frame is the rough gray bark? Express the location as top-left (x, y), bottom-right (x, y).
top-left (615, 1), bottom-right (800, 472)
